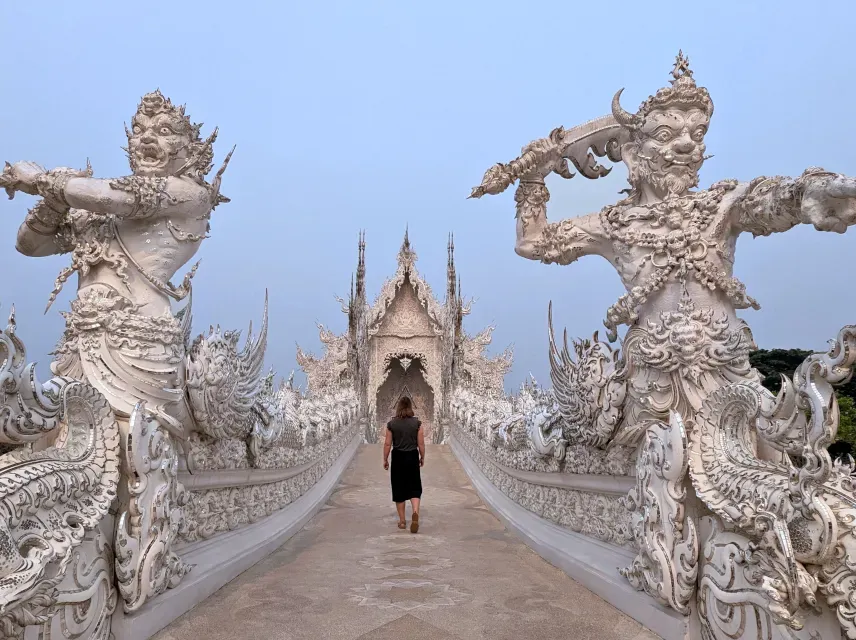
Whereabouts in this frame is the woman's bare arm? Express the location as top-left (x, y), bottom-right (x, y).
top-left (383, 427), bottom-right (392, 469)
top-left (417, 426), bottom-right (425, 466)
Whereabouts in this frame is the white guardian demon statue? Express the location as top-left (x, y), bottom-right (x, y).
top-left (471, 52), bottom-right (856, 639)
top-left (0, 91), bottom-right (285, 625)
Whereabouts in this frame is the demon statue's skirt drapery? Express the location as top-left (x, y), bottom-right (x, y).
top-left (50, 284), bottom-right (187, 420)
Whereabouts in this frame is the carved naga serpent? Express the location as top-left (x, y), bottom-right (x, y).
top-left (686, 325), bottom-right (856, 637)
top-left (0, 307), bottom-right (120, 637)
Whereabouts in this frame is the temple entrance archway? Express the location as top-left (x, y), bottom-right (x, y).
top-left (375, 356), bottom-right (434, 441)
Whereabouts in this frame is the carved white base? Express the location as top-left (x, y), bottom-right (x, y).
top-left (179, 421), bottom-right (358, 544)
top-left (450, 434), bottom-right (688, 640)
top-left (454, 427), bottom-right (635, 547)
top-left (109, 430), bottom-right (362, 640)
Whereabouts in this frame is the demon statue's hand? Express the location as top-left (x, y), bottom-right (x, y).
top-left (469, 127), bottom-right (572, 199)
top-left (518, 130), bottom-right (574, 182)
top-left (1, 161), bottom-right (45, 199)
top-left (801, 171), bottom-right (856, 233)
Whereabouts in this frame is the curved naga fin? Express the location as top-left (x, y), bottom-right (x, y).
top-left (186, 291), bottom-right (269, 440)
top-left (547, 302), bottom-right (625, 448)
top-left (0, 305), bottom-right (67, 445)
top-left (115, 402), bottom-right (190, 613)
top-left (621, 412), bottom-right (698, 615)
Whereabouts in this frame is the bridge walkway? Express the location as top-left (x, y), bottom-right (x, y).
top-left (155, 444), bottom-right (658, 640)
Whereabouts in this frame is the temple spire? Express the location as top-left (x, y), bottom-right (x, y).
top-left (446, 232), bottom-right (456, 305)
top-left (356, 230), bottom-right (366, 302)
top-left (455, 274), bottom-right (464, 339)
top-left (397, 225), bottom-right (417, 272)
top-left (401, 225), bottom-right (411, 252)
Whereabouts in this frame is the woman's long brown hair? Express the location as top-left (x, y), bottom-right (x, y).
top-left (395, 396), bottom-right (414, 420)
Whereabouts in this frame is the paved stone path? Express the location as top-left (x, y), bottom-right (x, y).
top-left (156, 444), bottom-right (660, 639)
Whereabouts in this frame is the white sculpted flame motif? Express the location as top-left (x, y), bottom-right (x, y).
top-left (186, 294), bottom-right (269, 441)
top-left (296, 323), bottom-right (350, 393)
top-left (548, 304), bottom-right (624, 447)
top-left (458, 326), bottom-right (512, 398)
top-left (469, 51), bottom-right (856, 639)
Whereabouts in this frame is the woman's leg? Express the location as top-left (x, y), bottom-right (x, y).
top-left (396, 501), bottom-right (406, 524)
top-left (409, 497), bottom-right (420, 533)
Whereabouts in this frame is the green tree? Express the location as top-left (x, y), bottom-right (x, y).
top-left (750, 348), bottom-right (856, 456)
top-left (836, 395), bottom-right (856, 448)
top-left (749, 349), bottom-right (812, 395)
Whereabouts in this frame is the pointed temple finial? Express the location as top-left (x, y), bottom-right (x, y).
top-left (671, 49), bottom-right (693, 84)
top-left (446, 231), bottom-right (457, 305)
top-left (355, 230), bottom-right (366, 301)
top-left (396, 225), bottom-right (417, 272)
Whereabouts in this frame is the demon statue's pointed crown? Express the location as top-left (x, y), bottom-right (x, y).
top-left (136, 90), bottom-right (201, 138)
top-left (611, 51), bottom-right (714, 132)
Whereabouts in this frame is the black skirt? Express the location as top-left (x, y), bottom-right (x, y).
top-left (390, 448), bottom-right (422, 503)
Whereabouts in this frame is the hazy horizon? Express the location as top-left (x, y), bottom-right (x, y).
top-left (2, 1), bottom-right (856, 392)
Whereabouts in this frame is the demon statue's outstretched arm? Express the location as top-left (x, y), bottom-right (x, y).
top-left (2, 160), bottom-right (210, 220)
top-left (470, 117), bottom-right (624, 266)
top-left (733, 167), bottom-right (856, 236)
top-left (513, 178), bottom-right (606, 265)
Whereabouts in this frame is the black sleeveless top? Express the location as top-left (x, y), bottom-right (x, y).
top-left (387, 416), bottom-right (421, 452)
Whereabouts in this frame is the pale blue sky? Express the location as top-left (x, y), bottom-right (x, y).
top-left (2, 1), bottom-right (856, 390)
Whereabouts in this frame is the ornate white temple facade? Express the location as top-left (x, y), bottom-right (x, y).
top-left (297, 230), bottom-right (512, 443)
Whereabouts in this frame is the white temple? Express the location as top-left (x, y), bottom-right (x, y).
top-left (297, 229), bottom-right (512, 443)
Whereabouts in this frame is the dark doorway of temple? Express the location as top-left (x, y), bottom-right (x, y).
top-left (375, 356), bottom-right (434, 441)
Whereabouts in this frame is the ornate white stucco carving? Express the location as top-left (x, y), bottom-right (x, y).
top-left (0, 306), bottom-right (66, 448)
top-left (688, 325), bottom-right (856, 637)
top-left (180, 413), bottom-right (358, 544)
top-left (451, 377), bottom-right (635, 475)
top-left (371, 336), bottom-right (440, 422)
top-left (464, 51), bottom-right (856, 639)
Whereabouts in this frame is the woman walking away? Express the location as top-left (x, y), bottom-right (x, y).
top-left (383, 396), bottom-right (424, 533)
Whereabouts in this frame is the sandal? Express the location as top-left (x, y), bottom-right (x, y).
top-left (410, 513), bottom-right (419, 534)
top-left (398, 521), bottom-right (406, 529)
